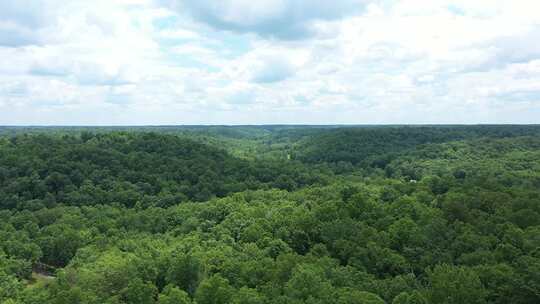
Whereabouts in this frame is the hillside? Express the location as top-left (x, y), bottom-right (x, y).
top-left (0, 132), bottom-right (326, 210)
top-left (1, 126), bottom-right (540, 304)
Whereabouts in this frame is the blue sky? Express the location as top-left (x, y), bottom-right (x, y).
top-left (1, 0), bottom-right (539, 125)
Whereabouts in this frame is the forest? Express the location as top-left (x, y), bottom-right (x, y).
top-left (1, 125), bottom-right (540, 304)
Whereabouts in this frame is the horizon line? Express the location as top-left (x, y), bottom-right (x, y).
top-left (1, 123), bottom-right (540, 128)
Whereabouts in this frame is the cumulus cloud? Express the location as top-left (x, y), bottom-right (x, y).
top-left (250, 56), bottom-right (295, 83)
top-left (0, 0), bottom-right (64, 47)
top-left (1, 0), bottom-right (540, 124)
top-left (168, 0), bottom-right (369, 39)
top-left (0, 23), bottom-right (40, 47)
top-left (29, 58), bottom-right (138, 86)
top-left (472, 26), bottom-right (540, 71)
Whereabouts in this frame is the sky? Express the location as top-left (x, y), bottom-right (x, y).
top-left (1, 0), bottom-right (539, 125)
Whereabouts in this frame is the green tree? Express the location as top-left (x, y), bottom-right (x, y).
top-left (232, 287), bottom-right (264, 304)
top-left (0, 271), bottom-right (23, 303)
top-left (285, 264), bottom-right (333, 302)
top-left (165, 253), bottom-right (201, 295)
top-left (194, 275), bottom-right (233, 304)
top-left (392, 291), bottom-right (427, 304)
top-left (157, 285), bottom-right (191, 304)
top-left (121, 278), bottom-right (157, 304)
top-left (427, 264), bottom-right (486, 304)
top-left (336, 289), bottom-right (385, 304)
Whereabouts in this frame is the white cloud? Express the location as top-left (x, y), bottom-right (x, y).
top-left (1, 0), bottom-right (540, 124)
top-left (168, 0), bottom-right (370, 40)
top-left (250, 56), bottom-right (295, 83)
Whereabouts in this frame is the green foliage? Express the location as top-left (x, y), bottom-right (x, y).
top-left (0, 132), bottom-right (326, 210)
top-left (0, 271), bottom-right (23, 302)
top-left (294, 125), bottom-right (540, 166)
top-left (285, 264), bottom-right (333, 302)
top-left (427, 264), bottom-right (487, 304)
top-left (392, 291), bottom-right (427, 304)
top-left (158, 285), bottom-right (191, 304)
top-left (0, 126), bottom-right (540, 304)
top-left (231, 287), bottom-right (264, 304)
top-left (194, 275), bottom-right (233, 304)
top-left (165, 253), bottom-right (201, 295)
top-left (336, 289), bottom-right (385, 304)
top-left (121, 278), bottom-right (157, 304)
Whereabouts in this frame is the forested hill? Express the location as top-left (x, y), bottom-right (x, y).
top-left (1, 126), bottom-right (540, 304)
top-left (0, 132), bottom-right (325, 210)
top-left (293, 125), bottom-right (540, 166)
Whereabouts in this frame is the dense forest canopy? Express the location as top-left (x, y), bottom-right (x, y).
top-left (0, 132), bottom-right (325, 209)
top-left (1, 125), bottom-right (540, 304)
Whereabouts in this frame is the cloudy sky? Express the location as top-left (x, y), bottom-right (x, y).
top-left (1, 0), bottom-right (539, 125)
